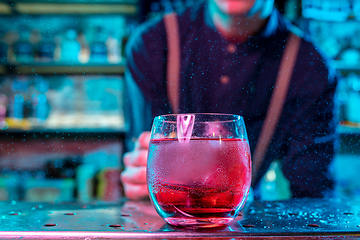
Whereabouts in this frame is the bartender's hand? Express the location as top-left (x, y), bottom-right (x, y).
top-left (121, 131), bottom-right (151, 200)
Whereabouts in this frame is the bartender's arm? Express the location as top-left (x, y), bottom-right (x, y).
top-left (121, 18), bottom-right (172, 200)
top-left (121, 131), bottom-right (151, 200)
top-left (280, 53), bottom-right (338, 198)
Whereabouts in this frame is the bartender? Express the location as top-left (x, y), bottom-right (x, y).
top-left (121, 0), bottom-right (338, 200)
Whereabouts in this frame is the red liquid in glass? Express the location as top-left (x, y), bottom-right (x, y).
top-left (147, 138), bottom-right (251, 228)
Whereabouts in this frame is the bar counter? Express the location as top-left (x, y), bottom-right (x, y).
top-left (1, 198), bottom-right (360, 239)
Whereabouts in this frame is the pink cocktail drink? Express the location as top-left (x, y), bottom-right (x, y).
top-left (147, 137), bottom-right (251, 228)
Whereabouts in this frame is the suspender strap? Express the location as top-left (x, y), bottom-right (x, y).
top-left (252, 32), bottom-right (301, 185)
top-left (164, 12), bottom-right (181, 114)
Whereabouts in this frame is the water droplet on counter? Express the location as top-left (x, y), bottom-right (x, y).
top-left (307, 224), bottom-right (320, 227)
top-left (109, 224), bottom-right (123, 228)
top-left (242, 224), bottom-right (255, 228)
top-left (64, 213), bottom-right (76, 215)
top-left (44, 223), bottom-right (57, 227)
top-left (288, 212), bottom-right (299, 216)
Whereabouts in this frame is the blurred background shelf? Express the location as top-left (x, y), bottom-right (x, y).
top-left (337, 124), bottom-right (360, 135)
top-left (0, 0), bottom-right (138, 204)
top-left (1, 0), bottom-right (138, 3)
top-left (0, 63), bottom-right (126, 75)
top-left (0, 128), bottom-right (125, 138)
top-left (331, 60), bottom-right (360, 72)
top-left (0, 0), bottom-right (139, 15)
top-left (0, 2), bottom-right (12, 14)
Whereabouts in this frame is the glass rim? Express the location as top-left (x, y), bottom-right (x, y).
top-left (154, 113), bottom-right (244, 123)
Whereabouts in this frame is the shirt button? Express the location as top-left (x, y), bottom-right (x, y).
top-left (227, 44), bottom-right (236, 53)
top-left (220, 75), bottom-right (230, 84)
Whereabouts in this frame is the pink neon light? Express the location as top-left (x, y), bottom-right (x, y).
top-left (0, 231), bottom-right (155, 239)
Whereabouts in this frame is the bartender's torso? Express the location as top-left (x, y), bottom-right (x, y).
top-left (129, 2), bottom-right (330, 154)
top-left (126, 1), bottom-right (336, 193)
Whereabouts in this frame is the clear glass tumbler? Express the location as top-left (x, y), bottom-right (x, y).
top-left (147, 113), bottom-right (252, 228)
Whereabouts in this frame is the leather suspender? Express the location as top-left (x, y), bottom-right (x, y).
top-left (252, 33), bottom-right (301, 184)
top-left (164, 13), bottom-right (181, 114)
top-left (164, 12), bottom-right (301, 185)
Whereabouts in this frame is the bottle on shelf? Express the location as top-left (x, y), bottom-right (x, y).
top-left (8, 78), bottom-right (31, 129)
top-left (10, 80), bottom-right (25, 121)
top-left (96, 167), bottom-right (122, 201)
top-left (106, 32), bottom-right (122, 64)
top-left (355, 0), bottom-right (360, 20)
top-left (89, 26), bottom-right (108, 63)
top-left (60, 27), bottom-right (81, 63)
top-left (76, 163), bottom-right (97, 202)
top-left (77, 29), bottom-right (90, 64)
top-left (0, 94), bottom-right (8, 130)
top-left (32, 77), bottom-right (50, 125)
top-left (12, 25), bottom-right (34, 63)
top-left (36, 29), bottom-right (56, 62)
top-left (0, 27), bottom-right (8, 63)
top-left (346, 73), bottom-right (360, 123)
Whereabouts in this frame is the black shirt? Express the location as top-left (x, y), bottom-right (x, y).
top-left (125, 2), bottom-right (338, 198)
